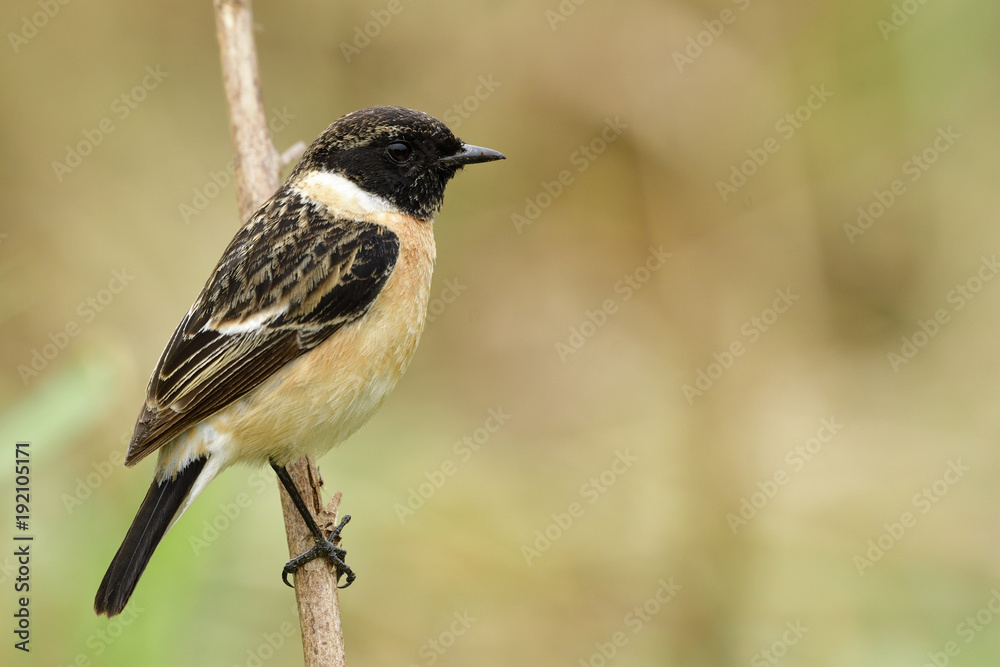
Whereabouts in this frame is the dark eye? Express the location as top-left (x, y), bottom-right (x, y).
top-left (386, 141), bottom-right (412, 163)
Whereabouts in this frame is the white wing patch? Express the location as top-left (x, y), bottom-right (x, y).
top-left (208, 303), bottom-right (289, 334)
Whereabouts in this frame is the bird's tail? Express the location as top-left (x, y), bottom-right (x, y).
top-left (94, 456), bottom-right (208, 617)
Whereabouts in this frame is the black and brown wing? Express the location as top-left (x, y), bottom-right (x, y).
top-left (124, 189), bottom-right (400, 466)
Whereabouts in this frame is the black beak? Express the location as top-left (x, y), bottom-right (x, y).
top-left (439, 143), bottom-right (506, 166)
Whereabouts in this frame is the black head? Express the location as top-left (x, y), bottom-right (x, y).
top-left (292, 106), bottom-right (504, 220)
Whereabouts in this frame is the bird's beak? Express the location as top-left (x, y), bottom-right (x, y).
top-left (439, 143), bottom-right (506, 165)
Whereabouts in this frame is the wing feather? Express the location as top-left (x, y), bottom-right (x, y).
top-left (125, 187), bottom-right (400, 466)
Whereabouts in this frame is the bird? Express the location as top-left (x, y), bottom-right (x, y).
top-left (94, 106), bottom-right (505, 617)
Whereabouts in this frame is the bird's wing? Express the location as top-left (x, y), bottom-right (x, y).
top-left (125, 190), bottom-right (400, 466)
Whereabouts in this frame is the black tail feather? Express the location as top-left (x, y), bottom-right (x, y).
top-left (94, 457), bottom-right (207, 617)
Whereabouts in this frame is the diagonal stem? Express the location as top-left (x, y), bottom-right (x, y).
top-left (212, 1), bottom-right (347, 665)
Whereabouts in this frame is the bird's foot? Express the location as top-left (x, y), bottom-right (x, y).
top-left (281, 514), bottom-right (356, 589)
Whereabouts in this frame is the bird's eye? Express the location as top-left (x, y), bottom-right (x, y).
top-left (386, 141), bottom-right (412, 163)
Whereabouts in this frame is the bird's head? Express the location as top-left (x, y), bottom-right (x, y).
top-left (293, 106), bottom-right (505, 220)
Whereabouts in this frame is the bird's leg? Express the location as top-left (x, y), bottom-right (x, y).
top-left (270, 460), bottom-right (356, 589)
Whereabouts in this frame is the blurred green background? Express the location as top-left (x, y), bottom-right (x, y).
top-left (2, 0), bottom-right (1000, 665)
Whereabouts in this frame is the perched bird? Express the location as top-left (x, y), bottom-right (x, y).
top-left (94, 106), bottom-right (504, 617)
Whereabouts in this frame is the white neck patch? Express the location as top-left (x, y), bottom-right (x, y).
top-left (292, 170), bottom-right (401, 218)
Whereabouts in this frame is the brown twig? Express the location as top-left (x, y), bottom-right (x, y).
top-left (280, 466), bottom-right (349, 666)
top-left (212, 0), bottom-right (278, 211)
top-left (212, 1), bottom-right (347, 665)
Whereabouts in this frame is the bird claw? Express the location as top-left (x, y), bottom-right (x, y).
top-left (281, 515), bottom-right (356, 589)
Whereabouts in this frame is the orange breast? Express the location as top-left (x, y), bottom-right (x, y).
top-left (192, 201), bottom-right (436, 466)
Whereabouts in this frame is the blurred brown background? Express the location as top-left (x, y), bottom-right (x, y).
top-left (2, 0), bottom-right (1000, 665)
